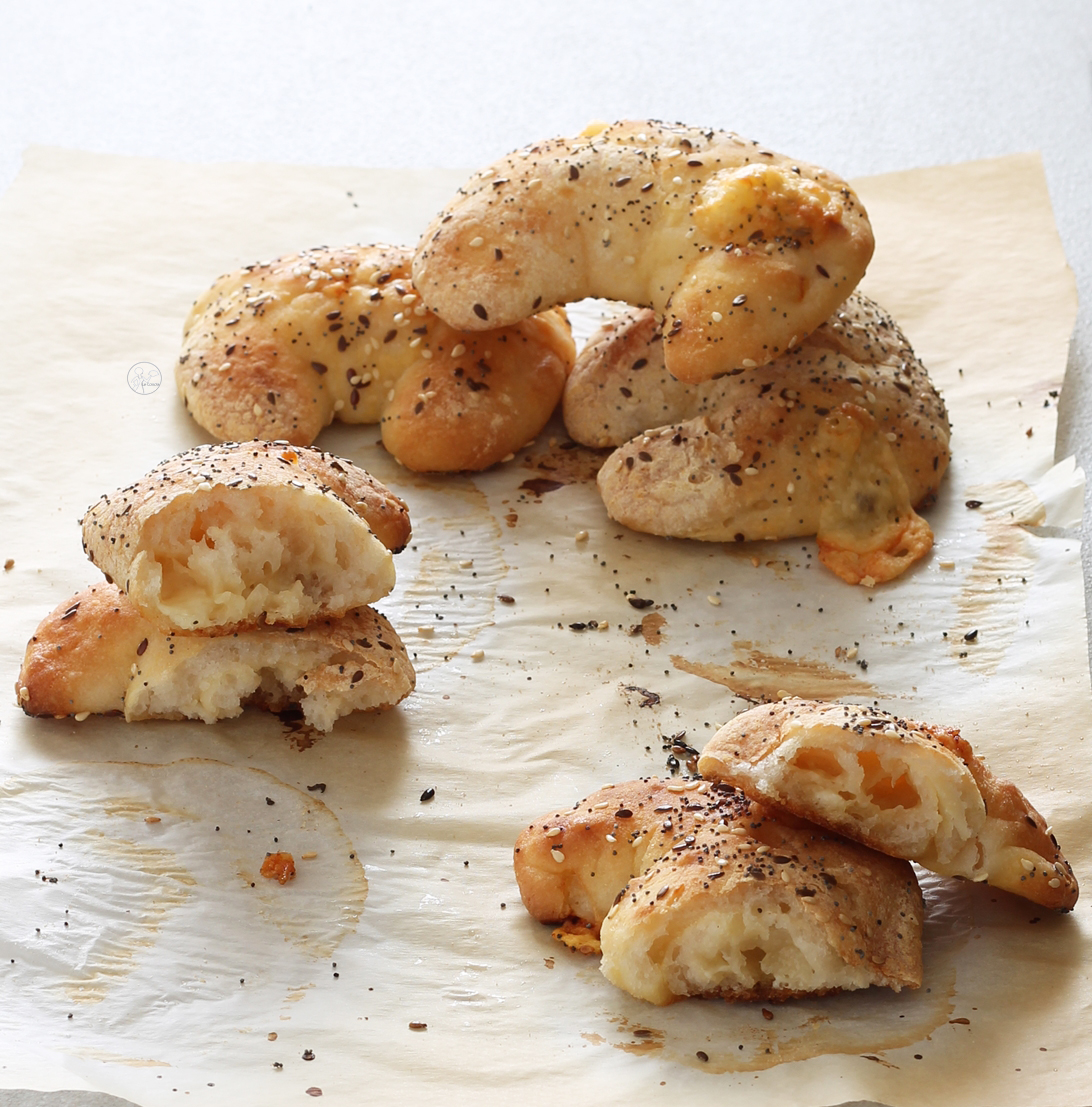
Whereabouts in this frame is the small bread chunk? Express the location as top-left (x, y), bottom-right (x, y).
top-left (16, 583), bottom-right (415, 732)
top-left (583, 294), bottom-right (949, 585)
top-left (698, 699), bottom-right (1078, 911)
top-left (413, 120), bottom-right (874, 384)
top-left (176, 244), bottom-right (575, 469)
top-left (81, 442), bottom-right (409, 633)
top-left (514, 778), bottom-right (923, 1005)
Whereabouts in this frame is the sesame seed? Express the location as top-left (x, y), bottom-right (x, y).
top-left (741, 358), bottom-right (757, 368)
top-left (74, 711), bottom-right (90, 722)
top-left (711, 311), bottom-right (723, 323)
top-left (707, 596), bottom-right (721, 606)
top-left (575, 530), bottom-right (589, 542)
top-left (550, 849), bottom-right (565, 863)
top-left (451, 343), bottom-right (467, 358)
top-left (416, 626), bottom-right (435, 637)
top-left (469, 236), bottom-right (484, 248)
top-left (1021, 859), bottom-right (1035, 872)
top-left (545, 827), bottom-right (563, 838)
top-left (471, 649), bottom-right (485, 662)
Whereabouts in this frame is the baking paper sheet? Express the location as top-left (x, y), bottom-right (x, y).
top-left (0, 147), bottom-right (1086, 1106)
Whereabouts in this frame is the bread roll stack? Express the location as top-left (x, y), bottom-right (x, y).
top-left (16, 441), bottom-right (416, 731)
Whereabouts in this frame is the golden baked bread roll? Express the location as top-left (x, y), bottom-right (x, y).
top-left (412, 120), bottom-right (875, 384)
top-left (514, 778), bottom-right (923, 1005)
top-left (16, 583), bottom-right (415, 731)
top-left (583, 294), bottom-right (949, 584)
top-left (698, 699), bottom-right (1078, 911)
top-left (81, 441), bottom-right (410, 634)
top-left (176, 244), bottom-right (575, 470)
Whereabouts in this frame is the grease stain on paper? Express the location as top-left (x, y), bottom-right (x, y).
top-left (640, 613), bottom-right (667, 646)
top-left (74, 1050), bottom-right (171, 1068)
top-left (392, 489), bottom-right (505, 672)
top-left (953, 480), bottom-right (1041, 675)
top-left (0, 760), bottom-right (367, 1020)
top-left (671, 644), bottom-right (872, 702)
top-left (65, 826), bottom-right (196, 1004)
top-left (521, 441), bottom-right (606, 485)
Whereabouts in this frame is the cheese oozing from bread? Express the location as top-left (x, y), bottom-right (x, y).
top-left (81, 441), bottom-right (409, 633)
top-left (698, 699), bottom-right (1078, 910)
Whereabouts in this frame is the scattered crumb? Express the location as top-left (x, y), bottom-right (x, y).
top-left (260, 852), bottom-right (296, 885)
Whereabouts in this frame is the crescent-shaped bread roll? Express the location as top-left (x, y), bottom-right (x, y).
top-left (514, 778), bottom-right (923, 1005)
top-left (412, 120), bottom-right (874, 384)
top-left (583, 294), bottom-right (949, 584)
top-left (15, 583), bottom-right (415, 732)
top-left (81, 441), bottom-right (410, 634)
top-left (698, 699), bottom-right (1078, 911)
top-left (176, 244), bottom-right (575, 470)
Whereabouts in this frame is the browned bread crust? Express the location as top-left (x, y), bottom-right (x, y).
top-left (698, 699), bottom-right (1078, 911)
top-left (80, 441), bottom-right (409, 634)
top-left (176, 244), bottom-right (575, 470)
top-left (581, 294), bottom-right (949, 585)
top-left (413, 120), bottom-right (874, 384)
top-left (16, 582), bottom-right (414, 731)
top-left (514, 777), bottom-right (923, 1005)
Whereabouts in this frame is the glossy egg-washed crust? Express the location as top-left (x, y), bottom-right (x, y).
top-left (176, 244), bottom-right (575, 470)
top-left (412, 120), bottom-right (874, 384)
top-left (514, 777), bottom-right (923, 1004)
top-left (581, 293), bottom-right (949, 584)
top-left (699, 699), bottom-right (1078, 911)
top-left (15, 582), bottom-right (414, 730)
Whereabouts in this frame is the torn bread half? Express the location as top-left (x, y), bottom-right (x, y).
top-left (514, 777), bottom-right (923, 1005)
top-left (16, 582), bottom-right (415, 732)
top-left (698, 699), bottom-right (1078, 910)
top-left (80, 441), bottom-right (410, 633)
